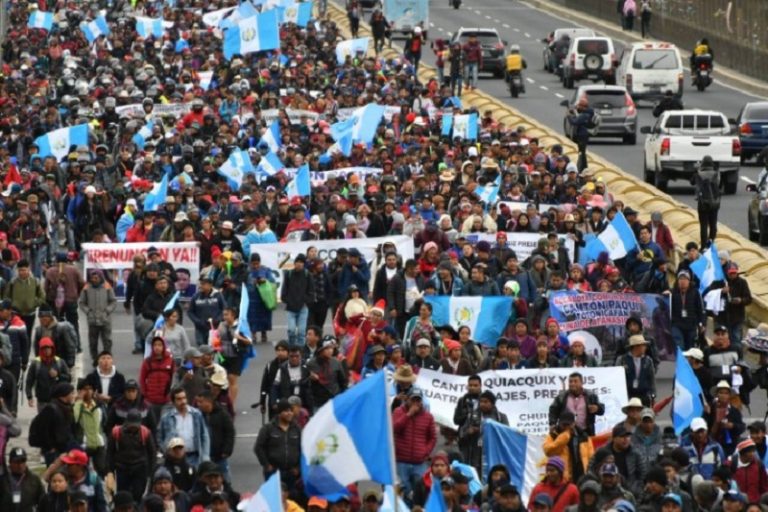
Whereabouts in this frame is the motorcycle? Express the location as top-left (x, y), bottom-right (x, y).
top-left (693, 54), bottom-right (713, 91)
top-left (508, 71), bottom-right (524, 97)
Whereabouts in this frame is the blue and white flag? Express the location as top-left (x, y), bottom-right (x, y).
top-left (257, 151), bottom-right (285, 176)
top-left (242, 470), bottom-right (283, 512)
top-left (202, 6), bottom-right (236, 27)
top-left (441, 114), bottom-right (453, 137)
top-left (143, 173), bottom-right (169, 212)
top-left (197, 70), bottom-right (213, 91)
top-left (80, 16), bottom-right (110, 43)
top-left (477, 175), bottom-right (500, 205)
top-left (483, 420), bottom-right (545, 504)
top-left (424, 485), bottom-right (448, 512)
top-left (381, 485), bottom-right (409, 512)
top-left (279, 1), bottom-right (313, 26)
top-left (673, 347), bottom-right (705, 435)
top-left (35, 124), bottom-right (89, 161)
top-left (450, 461), bottom-right (482, 497)
top-left (301, 371), bottom-right (394, 496)
top-left (286, 164), bottom-right (311, 198)
top-left (452, 113), bottom-right (478, 140)
top-left (690, 242), bottom-right (725, 293)
top-left (260, 119), bottom-right (281, 154)
top-left (175, 38), bottom-right (190, 53)
top-left (218, 148), bottom-right (255, 191)
top-left (27, 10), bottom-right (54, 31)
top-left (144, 290), bottom-right (181, 357)
top-left (238, 283), bottom-right (252, 341)
top-left (132, 120), bottom-right (154, 150)
top-left (343, 104), bottom-right (385, 145)
top-left (321, 130), bottom-right (353, 160)
top-left (425, 296), bottom-right (513, 346)
top-left (335, 37), bottom-right (369, 64)
top-left (135, 16), bottom-right (173, 38)
top-left (222, 9), bottom-right (280, 60)
top-left (220, 1), bottom-right (259, 28)
top-left (330, 117), bottom-right (356, 141)
top-left (584, 211), bottom-right (637, 261)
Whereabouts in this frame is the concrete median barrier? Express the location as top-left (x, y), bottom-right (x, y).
top-left (326, 2), bottom-right (768, 326)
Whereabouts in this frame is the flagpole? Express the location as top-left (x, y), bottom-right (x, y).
top-left (383, 371), bottom-right (399, 512)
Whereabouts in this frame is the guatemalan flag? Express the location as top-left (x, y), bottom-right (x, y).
top-left (441, 114), bottom-right (453, 137)
top-left (144, 291), bottom-right (181, 357)
top-left (425, 296), bottom-right (513, 347)
top-left (218, 148), bottom-right (255, 191)
top-left (286, 164), bottom-right (311, 199)
top-left (452, 113), bottom-right (479, 140)
top-left (222, 9), bottom-right (280, 60)
top-left (340, 104), bottom-right (386, 145)
top-left (483, 421), bottom-right (546, 504)
top-left (132, 120), bottom-right (154, 150)
top-left (143, 173), bottom-right (169, 212)
top-left (260, 119), bottom-right (281, 154)
top-left (477, 175), bottom-right (500, 206)
top-left (584, 211), bottom-right (637, 261)
top-left (197, 71), bottom-right (213, 91)
top-left (257, 151), bottom-right (284, 176)
top-left (279, 1), bottom-right (313, 27)
top-left (220, 1), bottom-right (259, 29)
top-left (335, 37), bottom-right (369, 64)
top-left (690, 242), bottom-right (725, 293)
top-left (240, 471), bottom-right (284, 511)
top-left (135, 16), bottom-right (174, 38)
top-left (673, 347), bottom-right (705, 435)
top-left (80, 16), bottom-right (110, 43)
top-left (35, 124), bottom-right (89, 161)
top-left (27, 10), bottom-right (54, 31)
top-left (237, 282), bottom-right (257, 372)
top-left (301, 370), bottom-right (394, 497)
top-left (320, 131), bottom-right (353, 163)
top-left (202, 6), bottom-right (236, 27)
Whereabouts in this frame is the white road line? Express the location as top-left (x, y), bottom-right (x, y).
top-left (555, 93), bottom-right (565, 98)
top-left (438, 27), bottom-right (444, 31)
top-left (502, 23), bottom-right (510, 28)
top-left (513, 28), bottom-right (520, 32)
top-left (540, 85), bottom-right (549, 91)
top-left (742, 176), bottom-right (756, 184)
top-left (524, 32), bottom-right (531, 38)
top-left (485, 14), bottom-right (491, 19)
top-left (474, 9), bottom-right (481, 14)
top-left (526, 77), bottom-right (535, 83)
top-left (429, 22), bottom-right (435, 27)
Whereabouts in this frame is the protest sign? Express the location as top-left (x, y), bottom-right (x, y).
top-left (253, 236), bottom-right (414, 295)
top-left (115, 103), bottom-right (192, 119)
top-left (464, 232), bottom-right (576, 263)
top-left (416, 367), bottom-right (627, 435)
top-left (549, 290), bottom-right (675, 362)
top-left (497, 201), bottom-right (561, 214)
top-left (82, 242), bottom-right (200, 300)
top-left (259, 108), bottom-right (320, 124)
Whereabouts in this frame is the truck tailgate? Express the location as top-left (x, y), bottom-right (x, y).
top-left (667, 136), bottom-right (736, 163)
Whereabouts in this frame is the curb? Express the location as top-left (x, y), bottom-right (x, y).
top-left (520, 0), bottom-right (768, 99)
top-left (325, 1), bottom-right (768, 325)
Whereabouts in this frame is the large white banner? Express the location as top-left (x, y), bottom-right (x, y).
top-left (498, 201), bottom-right (561, 214)
top-left (82, 242), bottom-right (201, 301)
top-left (416, 367), bottom-right (627, 435)
top-left (464, 232), bottom-right (576, 263)
top-left (253, 235), bottom-right (415, 296)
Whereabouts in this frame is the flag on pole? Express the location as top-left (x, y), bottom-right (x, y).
top-left (35, 124), bottom-right (89, 162)
top-left (476, 175), bottom-right (500, 205)
top-left (335, 37), bottom-right (369, 64)
top-left (451, 113), bottom-right (478, 140)
top-left (483, 420), bottom-right (546, 504)
top-left (134, 16), bottom-right (174, 38)
top-left (132, 120), bottom-right (154, 150)
top-left (218, 148), bottom-right (255, 191)
top-left (381, 485), bottom-right (409, 512)
top-left (202, 6), bottom-right (236, 27)
top-left (584, 211), bottom-right (638, 261)
top-left (425, 296), bottom-right (513, 346)
top-left (257, 151), bottom-right (284, 176)
top-left (279, 1), bottom-right (313, 26)
top-left (222, 9), bottom-right (280, 59)
top-left (238, 283), bottom-right (252, 341)
top-left (285, 164), bottom-right (311, 199)
top-left (690, 242), bottom-right (725, 293)
top-left (143, 173), bottom-right (169, 212)
top-left (197, 71), bottom-right (213, 90)
top-left (80, 16), bottom-right (110, 43)
top-left (260, 119), bottom-right (281, 154)
top-left (301, 371), bottom-right (394, 496)
top-left (27, 10), bottom-right (54, 30)
top-left (441, 114), bottom-right (453, 137)
top-left (220, 0), bottom-right (259, 28)
top-left (424, 485), bottom-right (448, 512)
top-left (241, 471), bottom-right (284, 512)
top-left (673, 347), bottom-right (705, 435)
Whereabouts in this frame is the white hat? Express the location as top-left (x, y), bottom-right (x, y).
top-left (467, 147), bottom-right (479, 157)
top-left (167, 437), bottom-right (185, 449)
top-left (621, 397), bottom-right (644, 413)
top-left (690, 417), bottom-right (708, 432)
top-left (683, 348), bottom-right (704, 362)
top-left (716, 380), bottom-right (731, 390)
top-left (85, 185), bottom-right (97, 195)
top-left (174, 212), bottom-right (188, 223)
top-left (126, 198), bottom-right (138, 208)
top-left (310, 215), bottom-right (322, 225)
top-left (414, 26), bottom-right (422, 34)
top-left (628, 334), bottom-right (648, 347)
top-left (241, 195), bottom-right (252, 202)
top-left (221, 221), bottom-right (234, 230)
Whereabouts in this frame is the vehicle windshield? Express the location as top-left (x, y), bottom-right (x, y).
top-left (576, 40), bottom-right (609, 54)
top-left (584, 91), bottom-right (626, 108)
top-left (744, 105), bottom-right (768, 121)
top-left (632, 49), bottom-right (678, 70)
top-left (459, 33), bottom-right (501, 45)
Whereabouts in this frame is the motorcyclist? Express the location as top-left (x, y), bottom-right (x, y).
top-left (690, 37), bottom-right (714, 79)
top-left (652, 90), bottom-right (684, 118)
top-left (505, 45), bottom-right (528, 93)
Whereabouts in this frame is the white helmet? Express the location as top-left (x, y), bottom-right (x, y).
top-left (509, 44), bottom-right (521, 53)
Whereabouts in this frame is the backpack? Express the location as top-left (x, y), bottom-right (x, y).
top-left (698, 172), bottom-right (721, 210)
top-left (111, 424), bottom-right (151, 447)
top-left (586, 111), bottom-right (602, 135)
top-left (28, 407), bottom-right (47, 448)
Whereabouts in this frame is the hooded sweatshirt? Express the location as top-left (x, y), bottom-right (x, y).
top-left (25, 337), bottom-right (70, 402)
top-left (139, 339), bottom-right (175, 405)
top-left (79, 271), bottom-right (117, 326)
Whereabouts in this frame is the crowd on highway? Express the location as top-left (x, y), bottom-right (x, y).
top-left (0, 0), bottom-right (766, 511)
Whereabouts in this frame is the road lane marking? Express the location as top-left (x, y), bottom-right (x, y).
top-left (514, 28), bottom-right (520, 32)
top-left (502, 23), bottom-right (510, 28)
top-left (430, 22), bottom-right (435, 27)
top-left (526, 77), bottom-right (535, 83)
top-left (474, 9), bottom-right (481, 14)
top-left (524, 32), bottom-right (531, 38)
top-left (555, 93), bottom-right (564, 98)
top-left (742, 176), bottom-right (756, 184)
top-left (485, 15), bottom-right (491, 19)
top-left (540, 85), bottom-right (549, 90)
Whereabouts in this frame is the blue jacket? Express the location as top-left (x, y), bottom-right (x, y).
top-left (242, 229), bottom-right (278, 258)
top-left (497, 269), bottom-right (538, 304)
top-left (626, 241), bottom-right (663, 278)
top-left (681, 435), bottom-right (725, 480)
top-left (158, 407), bottom-right (211, 463)
top-left (338, 262), bottom-right (371, 298)
top-left (569, 107), bottom-right (595, 142)
top-left (429, 274), bottom-right (464, 296)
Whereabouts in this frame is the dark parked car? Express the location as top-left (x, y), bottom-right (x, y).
top-left (737, 102), bottom-right (768, 164)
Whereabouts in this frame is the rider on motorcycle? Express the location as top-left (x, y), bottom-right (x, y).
top-left (505, 45), bottom-right (527, 93)
top-left (690, 38), bottom-right (714, 77)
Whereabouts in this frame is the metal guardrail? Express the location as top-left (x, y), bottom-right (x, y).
top-left (326, 0), bottom-right (768, 327)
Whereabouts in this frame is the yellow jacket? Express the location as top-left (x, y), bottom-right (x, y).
top-left (506, 54), bottom-right (523, 71)
top-left (542, 429), bottom-right (595, 483)
top-left (694, 44), bottom-right (710, 56)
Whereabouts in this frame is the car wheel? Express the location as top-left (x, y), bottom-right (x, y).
top-left (760, 216), bottom-right (768, 246)
top-left (654, 169), bottom-right (668, 192)
top-left (623, 132), bottom-right (637, 145)
top-left (643, 157), bottom-right (654, 184)
top-left (749, 218), bottom-right (759, 241)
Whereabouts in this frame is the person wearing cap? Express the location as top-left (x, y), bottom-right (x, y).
top-left (141, 276), bottom-right (184, 339)
top-left (625, 225), bottom-right (663, 285)
top-left (44, 449), bottom-right (107, 512)
top-left (721, 490), bottom-right (747, 512)
top-left (593, 462), bottom-right (635, 509)
top-left (43, 253), bottom-right (85, 351)
top-left (139, 335), bottom-right (175, 425)
top-left (116, 198), bottom-right (139, 243)
top-left (543, 410), bottom-right (594, 484)
top-left (281, 253), bottom-right (315, 348)
top-left (680, 417), bottom-right (726, 480)
top-left (148, 466), bottom-right (192, 512)
top-left (637, 465), bottom-right (671, 511)
top-left (275, 344), bottom-right (313, 410)
top-left (189, 460), bottom-right (241, 510)
top-left (72, 378), bottom-right (110, 477)
top-left (589, 424), bottom-right (646, 496)
top-left (254, 400), bottom-right (301, 487)
top-left (3, 258), bottom-right (46, 340)
top-left (670, 269), bottom-right (705, 351)
top-left (0, 446), bottom-right (45, 511)
top-left (393, 386), bottom-right (437, 499)
top-left (338, 247), bottom-right (371, 299)
top-left (186, 275), bottom-right (227, 347)
top-left (630, 407), bottom-right (662, 470)
top-left (78, 269), bottom-right (117, 364)
top-left (616, 334), bottom-right (656, 406)
top-left (105, 378), bottom-right (156, 434)
top-left (106, 408), bottom-right (157, 503)
top-left (549, 372), bottom-right (605, 436)
top-left (704, 324), bottom-right (743, 385)
top-left (211, 220), bottom-right (244, 257)
top-left (729, 438), bottom-right (768, 502)
top-left (528, 456), bottom-right (579, 512)
top-left (306, 336), bottom-right (348, 412)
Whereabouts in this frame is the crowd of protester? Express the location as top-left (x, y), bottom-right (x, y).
top-left (0, 0), bottom-right (765, 511)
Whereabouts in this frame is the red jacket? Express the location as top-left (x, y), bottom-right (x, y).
top-left (731, 459), bottom-right (768, 503)
top-left (650, 222), bottom-right (675, 255)
top-left (393, 405), bottom-right (437, 464)
top-left (139, 352), bottom-right (175, 405)
top-left (528, 480), bottom-right (580, 512)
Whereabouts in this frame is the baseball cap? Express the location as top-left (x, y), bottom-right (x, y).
top-left (415, 338), bottom-right (432, 348)
top-left (600, 463), bottom-right (619, 476)
top-left (9, 447), bottom-right (26, 461)
top-left (533, 494), bottom-right (553, 507)
top-left (690, 417), bottom-right (708, 432)
top-left (61, 449), bottom-right (89, 466)
top-left (723, 490), bottom-right (746, 503)
top-left (167, 437), bottom-right (185, 450)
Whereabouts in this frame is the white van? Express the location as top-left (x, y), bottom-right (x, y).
top-left (618, 42), bottom-right (684, 102)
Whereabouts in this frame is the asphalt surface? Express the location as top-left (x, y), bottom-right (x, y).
top-left (418, 0), bottom-right (767, 236)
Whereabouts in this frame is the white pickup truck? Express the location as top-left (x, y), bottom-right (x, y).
top-left (641, 109), bottom-right (741, 194)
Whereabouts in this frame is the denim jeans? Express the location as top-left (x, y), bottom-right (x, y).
top-left (672, 326), bottom-right (698, 350)
top-left (465, 63), bottom-right (478, 88)
top-left (286, 306), bottom-right (308, 346)
top-left (397, 461), bottom-right (429, 500)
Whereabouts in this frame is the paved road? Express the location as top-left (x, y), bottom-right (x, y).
top-left (418, 0), bottom-right (767, 237)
